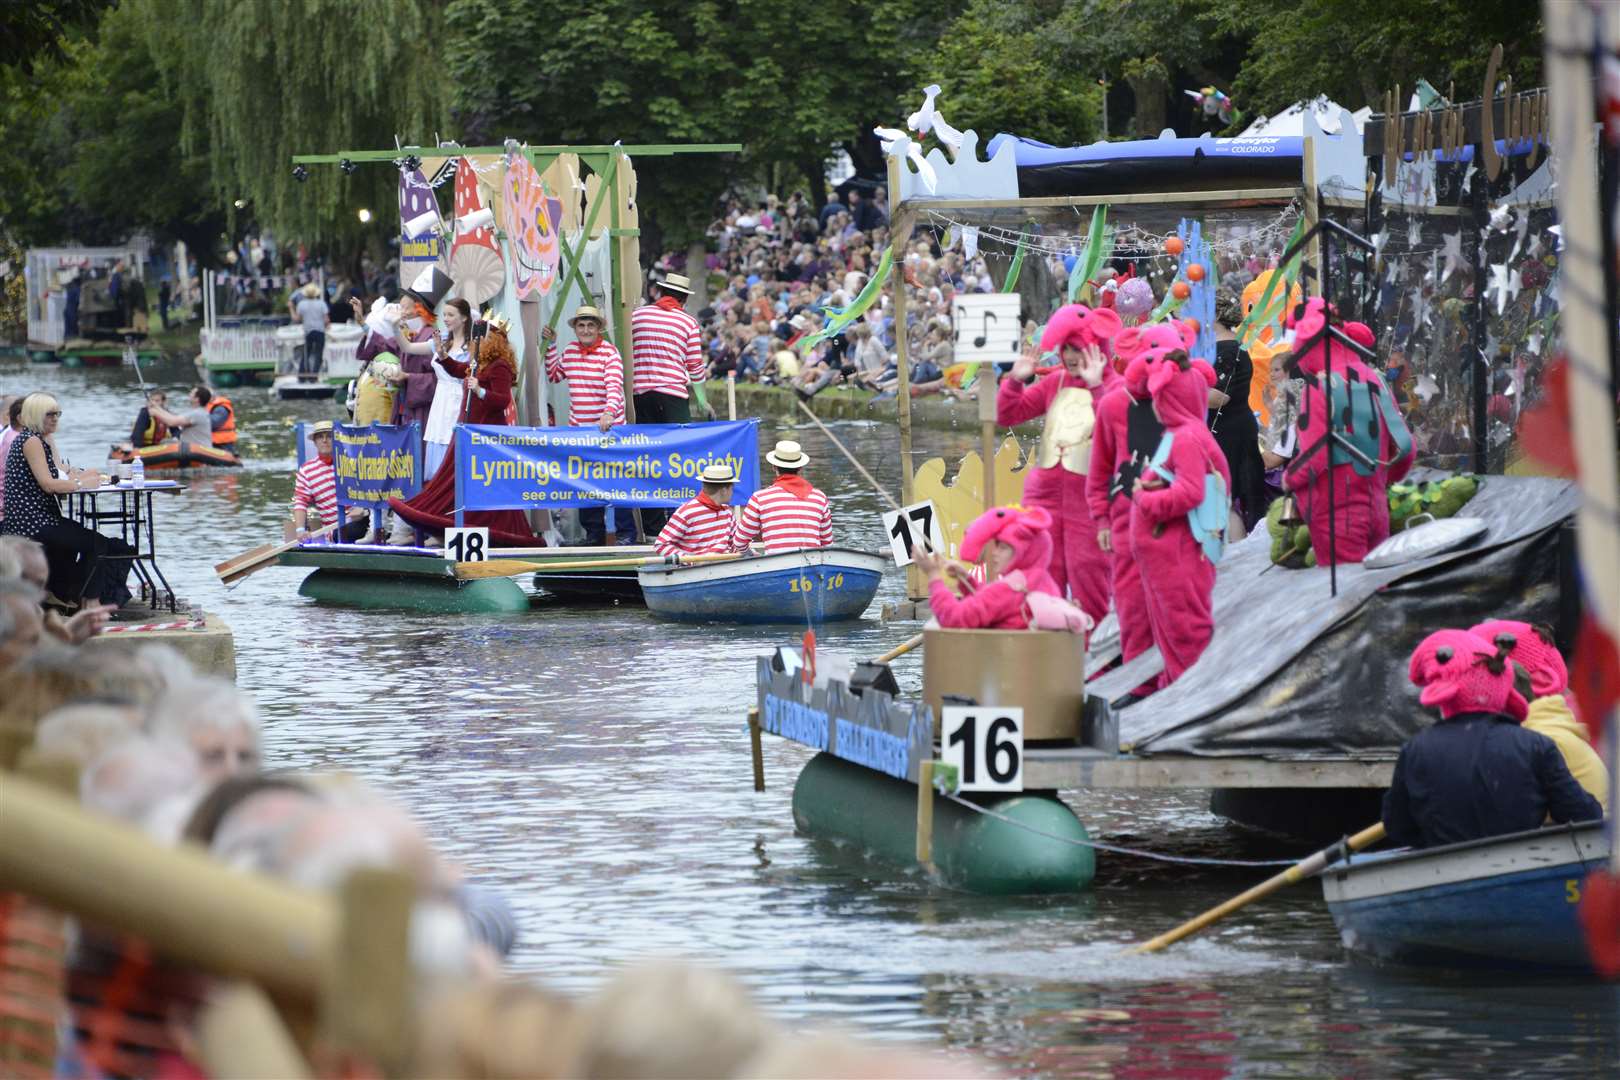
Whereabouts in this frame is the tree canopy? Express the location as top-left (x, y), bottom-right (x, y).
top-left (0, 0), bottom-right (1546, 264)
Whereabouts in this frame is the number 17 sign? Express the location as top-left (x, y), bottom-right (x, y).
top-left (882, 499), bottom-right (944, 567)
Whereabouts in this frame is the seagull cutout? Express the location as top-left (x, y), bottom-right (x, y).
top-left (874, 125), bottom-right (937, 193)
top-left (906, 84), bottom-right (963, 155)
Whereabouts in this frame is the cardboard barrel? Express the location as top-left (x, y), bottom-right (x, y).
top-left (923, 628), bottom-right (1085, 741)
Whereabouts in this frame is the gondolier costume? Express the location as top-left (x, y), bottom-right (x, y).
top-left (630, 273), bottom-right (712, 534)
top-left (654, 464), bottom-right (737, 556)
top-left (733, 441), bottom-right (832, 553)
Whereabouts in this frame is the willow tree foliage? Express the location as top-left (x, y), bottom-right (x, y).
top-left (144, 0), bottom-right (449, 252)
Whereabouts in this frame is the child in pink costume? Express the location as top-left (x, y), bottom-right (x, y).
top-left (917, 505), bottom-right (1061, 630)
top-left (1088, 322), bottom-right (1197, 672)
top-left (996, 303), bottom-right (1123, 626)
top-left (1130, 352), bottom-right (1230, 686)
top-left (1283, 299), bottom-right (1415, 565)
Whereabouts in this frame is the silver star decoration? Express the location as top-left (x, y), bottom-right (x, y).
top-left (1527, 231), bottom-right (1545, 258)
top-left (1510, 212), bottom-right (1531, 262)
top-left (1548, 223), bottom-right (1563, 251)
top-left (1407, 218), bottom-right (1423, 249)
top-left (1370, 230), bottom-right (1387, 254)
top-left (1386, 259), bottom-right (1403, 285)
top-left (1440, 232), bottom-right (1464, 281)
top-left (1487, 263), bottom-right (1521, 315)
top-left (1487, 203), bottom-right (1513, 233)
top-left (1414, 372), bottom-right (1440, 403)
top-left (1461, 162), bottom-right (1477, 193)
top-left (1526, 330), bottom-right (1542, 354)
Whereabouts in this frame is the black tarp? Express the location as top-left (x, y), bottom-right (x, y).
top-left (1084, 476), bottom-right (1577, 758)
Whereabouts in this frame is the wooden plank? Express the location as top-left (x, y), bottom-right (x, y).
top-left (915, 760), bottom-right (935, 865)
top-left (747, 708), bottom-right (765, 793)
top-left (1023, 750), bottom-right (1394, 790)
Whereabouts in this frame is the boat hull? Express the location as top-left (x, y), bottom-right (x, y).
top-left (638, 547), bottom-right (886, 624)
top-left (1322, 821), bottom-right (1608, 972)
top-left (112, 442), bottom-right (242, 470)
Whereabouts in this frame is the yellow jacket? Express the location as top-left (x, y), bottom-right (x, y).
top-left (1525, 695), bottom-right (1608, 812)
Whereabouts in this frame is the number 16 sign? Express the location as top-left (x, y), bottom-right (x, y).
top-left (940, 707), bottom-right (1024, 792)
top-left (882, 499), bottom-right (944, 567)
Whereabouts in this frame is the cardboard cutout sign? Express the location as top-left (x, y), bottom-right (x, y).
top-left (503, 153), bottom-right (562, 299)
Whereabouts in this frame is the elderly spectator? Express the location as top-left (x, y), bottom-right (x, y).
top-left (1, 535), bottom-right (115, 642)
top-left (34, 703), bottom-right (143, 765)
top-left (145, 675), bottom-right (262, 783)
top-left (0, 575), bottom-right (45, 671)
top-left (80, 735), bottom-right (205, 839)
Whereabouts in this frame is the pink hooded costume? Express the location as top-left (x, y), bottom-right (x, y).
top-left (929, 505), bottom-right (1061, 630)
top-left (1088, 324), bottom-right (1194, 672)
top-left (1130, 354), bottom-right (1230, 686)
top-left (996, 304), bottom-right (1123, 625)
top-left (1283, 300), bottom-right (1415, 565)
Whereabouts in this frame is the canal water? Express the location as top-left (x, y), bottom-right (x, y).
top-left (9, 353), bottom-right (1617, 1077)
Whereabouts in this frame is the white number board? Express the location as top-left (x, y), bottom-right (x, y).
top-left (445, 527), bottom-right (490, 563)
top-left (951, 293), bottom-right (1024, 366)
top-left (882, 499), bottom-right (944, 567)
top-left (941, 707), bottom-right (1024, 793)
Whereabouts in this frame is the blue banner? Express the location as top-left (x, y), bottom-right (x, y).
top-left (333, 423), bottom-right (423, 506)
top-left (454, 420), bottom-right (760, 510)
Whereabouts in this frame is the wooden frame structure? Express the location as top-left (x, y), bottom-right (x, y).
top-left (291, 142), bottom-right (740, 430)
top-left (884, 153), bottom-right (1316, 599)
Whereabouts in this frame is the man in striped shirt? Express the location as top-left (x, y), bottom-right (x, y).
top-left (542, 307), bottom-right (635, 545)
top-left (288, 421), bottom-right (369, 541)
top-left (733, 440), bottom-right (833, 553)
top-left (630, 273), bottom-right (713, 535)
top-left (654, 463), bottom-right (736, 557)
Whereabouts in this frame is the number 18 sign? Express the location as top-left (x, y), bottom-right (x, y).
top-left (940, 707), bottom-right (1024, 792)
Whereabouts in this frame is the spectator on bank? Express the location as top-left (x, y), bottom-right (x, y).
top-left (290, 282), bottom-right (330, 375)
top-left (0, 393), bottom-right (133, 608)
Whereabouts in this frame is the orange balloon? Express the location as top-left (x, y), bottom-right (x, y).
top-left (1164, 236), bottom-right (1185, 256)
top-left (1171, 281), bottom-right (1191, 301)
top-left (1185, 263), bottom-right (1206, 282)
top-left (1184, 318), bottom-right (1201, 335)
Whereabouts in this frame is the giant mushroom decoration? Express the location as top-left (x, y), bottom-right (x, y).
top-left (450, 157), bottom-right (506, 307)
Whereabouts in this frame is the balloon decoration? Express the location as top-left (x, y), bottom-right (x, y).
top-left (502, 152), bottom-right (562, 299)
top-left (1115, 277), bottom-right (1155, 319)
top-left (1184, 86), bottom-right (1237, 124)
top-left (1164, 236), bottom-right (1185, 257)
top-left (450, 158), bottom-right (506, 307)
top-left (1185, 263), bottom-right (1206, 283)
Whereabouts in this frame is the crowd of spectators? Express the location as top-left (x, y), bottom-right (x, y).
top-left (0, 536), bottom-right (975, 1079)
top-left (665, 187), bottom-right (1002, 402)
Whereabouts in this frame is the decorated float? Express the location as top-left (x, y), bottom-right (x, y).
top-left (23, 244), bottom-right (162, 366)
top-left (752, 72), bottom-right (1584, 896)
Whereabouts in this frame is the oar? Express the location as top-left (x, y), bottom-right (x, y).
top-left (1128, 822), bottom-right (1387, 954)
top-left (213, 522), bottom-right (342, 586)
top-left (454, 551), bottom-right (743, 581)
top-left (872, 633), bottom-right (925, 664)
top-left (795, 399), bottom-right (900, 512)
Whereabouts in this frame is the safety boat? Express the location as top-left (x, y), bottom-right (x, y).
top-left (1320, 820), bottom-right (1610, 973)
top-left (111, 441), bottom-right (242, 470)
top-left (638, 546), bottom-right (887, 624)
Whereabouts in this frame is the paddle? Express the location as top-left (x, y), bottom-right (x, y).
top-left (872, 633), bottom-right (925, 664)
top-left (1128, 822), bottom-right (1387, 954)
top-left (214, 522), bottom-right (342, 586)
top-left (453, 550), bottom-right (743, 581)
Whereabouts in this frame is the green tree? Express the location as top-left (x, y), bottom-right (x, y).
top-left (146, 0), bottom-right (449, 260)
top-left (914, 0), bottom-right (1103, 147)
top-left (0, 0), bottom-right (113, 70)
top-left (1216, 0), bottom-right (1543, 117)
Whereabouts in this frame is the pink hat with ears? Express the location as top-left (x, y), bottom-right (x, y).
top-left (1039, 304), bottom-right (1124, 355)
top-left (1122, 355), bottom-right (1152, 397)
top-left (1469, 619), bottom-right (1570, 699)
top-left (961, 504), bottom-right (1054, 576)
top-left (1114, 320), bottom-right (1196, 367)
top-left (1408, 629), bottom-right (1530, 721)
top-left (1146, 355), bottom-right (1217, 427)
top-left (1345, 321), bottom-right (1376, 349)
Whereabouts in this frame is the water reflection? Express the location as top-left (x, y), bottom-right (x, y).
top-left (6, 354), bottom-right (1614, 1075)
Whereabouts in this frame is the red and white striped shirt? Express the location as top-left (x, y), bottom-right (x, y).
top-left (733, 477), bottom-right (833, 553)
top-left (546, 340), bottom-right (626, 426)
top-left (630, 298), bottom-right (704, 398)
top-left (654, 495), bottom-right (734, 556)
top-left (292, 456), bottom-right (337, 522)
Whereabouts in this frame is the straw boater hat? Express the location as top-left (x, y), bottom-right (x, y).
top-left (701, 463), bottom-right (738, 484)
top-left (310, 420), bottom-right (334, 436)
top-left (301, 282), bottom-right (321, 298)
top-left (569, 305), bottom-right (605, 328)
top-left (657, 273), bottom-right (693, 296)
top-left (765, 440), bottom-right (809, 469)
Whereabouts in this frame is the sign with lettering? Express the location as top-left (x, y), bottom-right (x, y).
top-left (333, 422), bottom-right (423, 505)
top-left (755, 657), bottom-right (934, 784)
top-left (454, 420), bottom-right (760, 510)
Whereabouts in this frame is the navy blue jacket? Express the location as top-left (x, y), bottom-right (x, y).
top-left (1382, 711), bottom-right (1603, 849)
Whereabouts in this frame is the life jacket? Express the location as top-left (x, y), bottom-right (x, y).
top-left (132, 407), bottom-right (167, 447)
top-left (208, 395), bottom-right (237, 446)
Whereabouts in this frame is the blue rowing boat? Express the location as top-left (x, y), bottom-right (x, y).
top-left (1321, 820), bottom-right (1609, 973)
top-left (637, 547), bottom-right (888, 624)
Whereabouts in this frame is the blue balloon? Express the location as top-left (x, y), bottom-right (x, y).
top-left (1062, 254), bottom-right (1079, 273)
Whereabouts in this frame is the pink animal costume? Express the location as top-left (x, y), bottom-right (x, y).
top-left (1130, 354), bottom-right (1231, 686)
top-left (1088, 323), bottom-right (1195, 672)
top-left (995, 303), bottom-right (1123, 625)
top-left (1282, 300), bottom-right (1415, 565)
top-left (929, 505), bottom-right (1061, 630)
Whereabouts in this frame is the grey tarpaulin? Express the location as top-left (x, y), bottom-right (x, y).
top-left (1085, 476), bottom-right (1578, 758)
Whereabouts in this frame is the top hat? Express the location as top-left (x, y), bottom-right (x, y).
top-left (402, 265), bottom-right (454, 311)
